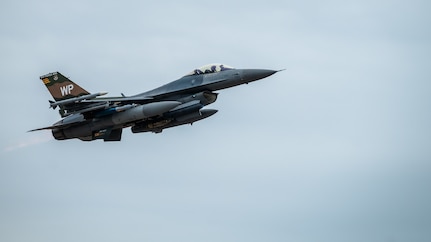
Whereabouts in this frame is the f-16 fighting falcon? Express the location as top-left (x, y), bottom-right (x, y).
top-left (30, 64), bottom-right (280, 141)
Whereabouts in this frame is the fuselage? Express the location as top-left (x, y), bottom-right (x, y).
top-left (135, 68), bottom-right (276, 100)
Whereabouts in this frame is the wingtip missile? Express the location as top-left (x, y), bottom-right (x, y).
top-left (49, 92), bottom-right (109, 108)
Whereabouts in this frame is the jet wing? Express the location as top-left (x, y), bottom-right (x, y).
top-left (53, 94), bottom-right (153, 118)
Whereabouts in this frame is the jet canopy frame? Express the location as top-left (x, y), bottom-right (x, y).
top-left (185, 64), bottom-right (235, 76)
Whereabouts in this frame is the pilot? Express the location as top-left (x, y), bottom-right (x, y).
top-left (204, 65), bottom-right (217, 74)
top-left (194, 69), bottom-right (203, 75)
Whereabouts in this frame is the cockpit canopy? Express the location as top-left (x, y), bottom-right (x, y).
top-left (185, 63), bottom-right (235, 76)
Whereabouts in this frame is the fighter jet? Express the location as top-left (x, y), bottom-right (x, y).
top-left (30, 64), bottom-right (280, 141)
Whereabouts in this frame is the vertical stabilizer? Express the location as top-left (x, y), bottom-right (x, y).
top-left (40, 72), bottom-right (90, 101)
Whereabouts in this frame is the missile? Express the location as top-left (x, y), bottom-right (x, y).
top-left (50, 92), bottom-right (108, 108)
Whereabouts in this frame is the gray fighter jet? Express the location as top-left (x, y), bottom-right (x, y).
top-left (30, 64), bottom-right (280, 141)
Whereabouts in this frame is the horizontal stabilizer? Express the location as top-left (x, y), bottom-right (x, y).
top-left (29, 116), bottom-right (84, 132)
top-left (28, 124), bottom-right (70, 132)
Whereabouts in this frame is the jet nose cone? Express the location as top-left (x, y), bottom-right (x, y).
top-left (241, 69), bottom-right (278, 83)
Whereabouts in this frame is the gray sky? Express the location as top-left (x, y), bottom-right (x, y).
top-left (1, 0), bottom-right (430, 242)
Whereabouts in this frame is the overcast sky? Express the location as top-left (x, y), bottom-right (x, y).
top-left (1, 0), bottom-right (430, 242)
